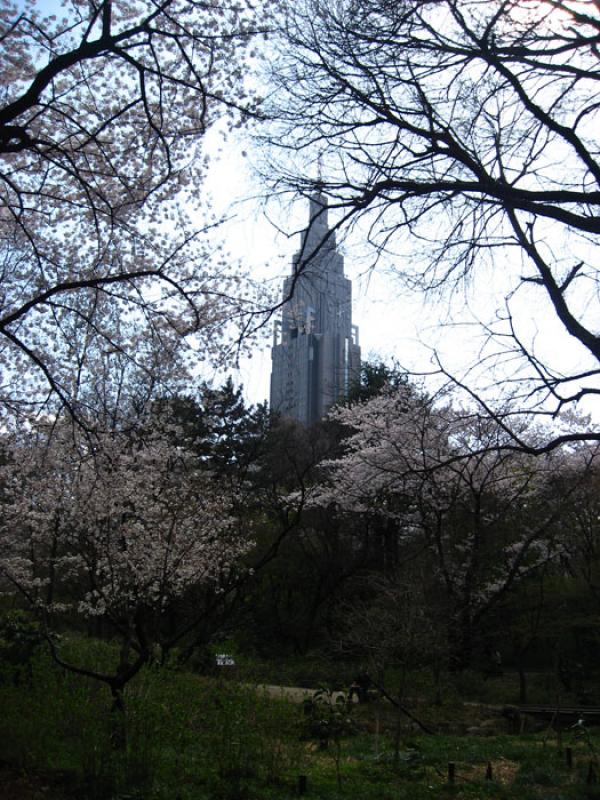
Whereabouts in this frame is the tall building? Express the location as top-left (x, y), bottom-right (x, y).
top-left (270, 191), bottom-right (361, 425)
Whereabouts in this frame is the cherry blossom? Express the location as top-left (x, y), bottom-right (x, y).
top-left (0, 418), bottom-right (253, 699)
top-left (0, 0), bottom-right (272, 421)
top-left (314, 388), bottom-right (581, 667)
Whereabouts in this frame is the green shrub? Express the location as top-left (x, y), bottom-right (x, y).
top-left (0, 609), bottom-right (44, 684)
top-left (0, 647), bottom-right (116, 797)
top-left (0, 639), bottom-right (306, 799)
top-left (190, 679), bottom-right (306, 796)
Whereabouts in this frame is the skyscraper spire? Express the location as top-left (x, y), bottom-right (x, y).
top-left (296, 188), bottom-right (330, 266)
top-left (270, 192), bottom-right (361, 425)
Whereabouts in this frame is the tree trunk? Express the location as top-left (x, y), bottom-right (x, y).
top-left (109, 684), bottom-right (127, 750)
top-left (517, 661), bottom-right (528, 704)
top-left (432, 661), bottom-right (443, 706)
top-left (448, 612), bottom-right (474, 672)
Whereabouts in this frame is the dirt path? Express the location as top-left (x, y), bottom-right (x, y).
top-left (254, 685), bottom-right (348, 704)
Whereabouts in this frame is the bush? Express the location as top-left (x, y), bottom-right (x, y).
top-left (0, 610), bottom-right (44, 684)
top-left (0, 647), bottom-right (116, 797)
top-left (0, 639), bottom-right (306, 799)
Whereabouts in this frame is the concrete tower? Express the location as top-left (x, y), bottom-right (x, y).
top-left (270, 192), bottom-right (361, 425)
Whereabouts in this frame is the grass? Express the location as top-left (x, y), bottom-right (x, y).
top-left (300, 729), bottom-right (600, 799)
top-left (1, 638), bottom-right (600, 799)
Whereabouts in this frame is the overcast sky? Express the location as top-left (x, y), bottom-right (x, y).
top-left (200, 129), bottom-right (429, 406)
top-left (201, 126), bottom-right (599, 418)
top-left (17, 0), bottom-right (597, 419)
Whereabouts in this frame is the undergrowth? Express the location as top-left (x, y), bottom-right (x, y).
top-left (1, 636), bottom-right (599, 799)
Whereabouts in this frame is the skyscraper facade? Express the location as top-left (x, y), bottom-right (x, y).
top-left (270, 192), bottom-right (361, 425)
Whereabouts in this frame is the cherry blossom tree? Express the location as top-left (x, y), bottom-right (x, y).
top-left (315, 387), bottom-right (577, 668)
top-left (0, 419), bottom-right (252, 708)
top-left (266, 0), bottom-right (600, 450)
top-left (0, 0), bottom-right (270, 421)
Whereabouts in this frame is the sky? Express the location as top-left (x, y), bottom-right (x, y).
top-left (19, 0), bottom-right (597, 419)
top-left (201, 132), bottom-right (432, 407)
top-left (201, 127), bottom-right (600, 420)
top-left (11, 0), bottom-right (423, 409)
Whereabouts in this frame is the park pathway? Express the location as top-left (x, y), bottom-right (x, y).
top-left (254, 684), bottom-right (348, 704)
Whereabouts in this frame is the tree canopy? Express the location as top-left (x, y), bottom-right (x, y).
top-left (0, 0), bottom-right (269, 422)
top-left (0, 416), bottom-right (251, 701)
top-left (266, 0), bottom-right (600, 449)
